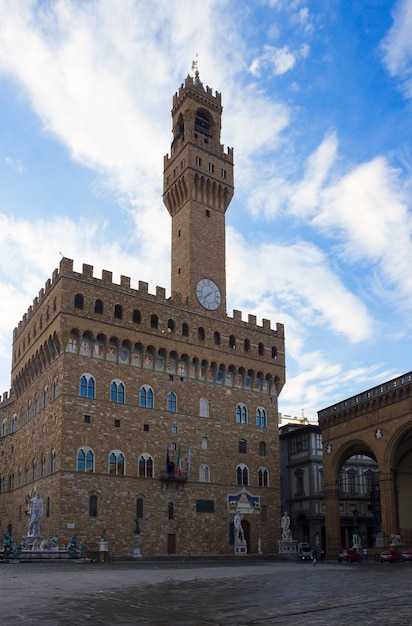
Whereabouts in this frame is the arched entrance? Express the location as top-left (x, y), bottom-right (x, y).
top-left (319, 371), bottom-right (412, 553)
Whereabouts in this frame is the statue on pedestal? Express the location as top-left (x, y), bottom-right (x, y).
top-left (26, 488), bottom-right (43, 537)
top-left (234, 512), bottom-right (245, 542)
top-left (281, 511), bottom-right (292, 541)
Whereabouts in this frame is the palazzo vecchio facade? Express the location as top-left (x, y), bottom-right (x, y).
top-left (0, 71), bottom-right (285, 556)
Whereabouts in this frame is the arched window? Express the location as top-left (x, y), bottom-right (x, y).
top-left (133, 309), bottom-right (141, 324)
top-left (244, 339), bottom-right (250, 352)
top-left (202, 437), bottom-right (208, 449)
top-left (1, 418), bottom-right (8, 438)
top-left (199, 464), bottom-right (210, 482)
top-left (236, 464), bottom-right (249, 486)
top-left (42, 386), bottom-right (48, 409)
top-left (236, 403), bottom-right (248, 424)
top-left (259, 441), bottom-right (266, 456)
top-left (110, 380), bottom-right (125, 403)
top-left (39, 455), bottom-right (46, 478)
top-left (138, 454), bottom-right (154, 478)
top-left (136, 497), bottom-right (144, 518)
top-left (258, 342), bottom-right (264, 356)
top-left (114, 304), bottom-right (123, 319)
top-left (95, 299), bottom-right (104, 314)
top-left (51, 377), bottom-right (58, 401)
top-left (256, 407), bottom-right (267, 427)
top-left (80, 374), bottom-right (95, 398)
top-left (168, 502), bottom-right (174, 519)
top-left (167, 392), bottom-right (177, 412)
top-left (238, 439), bottom-right (247, 454)
top-left (258, 467), bottom-right (269, 487)
top-left (77, 447), bottom-right (95, 472)
top-left (89, 494), bottom-right (98, 517)
top-left (272, 346), bottom-right (277, 359)
top-left (229, 335), bottom-right (236, 348)
top-left (182, 323), bottom-right (189, 337)
top-left (11, 414), bottom-right (17, 433)
top-left (151, 314), bottom-right (158, 329)
top-left (214, 331), bottom-right (221, 345)
top-left (198, 327), bottom-right (205, 341)
top-left (109, 450), bottom-right (125, 475)
top-left (74, 294), bottom-right (84, 309)
top-left (199, 398), bottom-right (209, 418)
top-left (140, 385), bottom-right (154, 408)
top-left (33, 395), bottom-right (39, 416)
top-left (50, 452), bottom-right (56, 474)
top-left (168, 319), bottom-right (175, 333)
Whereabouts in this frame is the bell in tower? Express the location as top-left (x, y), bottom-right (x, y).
top-left (163, 66), bottom-right (234, 313)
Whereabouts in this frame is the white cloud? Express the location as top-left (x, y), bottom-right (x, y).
top-left (249, 45), bottom-right (296, 77)
top-left (227, 227), bottom-right (374, 343)
top-left (5, 157), bottom-right (24, 173)
top-left (380, 0), bottom-right (412, 98)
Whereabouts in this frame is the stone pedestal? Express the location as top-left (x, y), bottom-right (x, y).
top-left (133, 534), bottom-right (142, 558)
top-left (235, 539), bottom-right (247, 556)
top-left (277, 540), bottom-right (297, 558)
top-left (99, 540), bottom-right (108, 562)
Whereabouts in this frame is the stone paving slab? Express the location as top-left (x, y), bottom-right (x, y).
top-left (0, 559), bottom-right (411, 624)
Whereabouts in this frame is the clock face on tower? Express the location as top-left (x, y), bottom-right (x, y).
top-left (196, 278), bottom-right (221, 310)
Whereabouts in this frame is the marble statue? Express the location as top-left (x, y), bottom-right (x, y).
top-left (281, 511), bottom-right (292, 541)
top-left (27, 489), bottom-right (43, 536)
top-left (234, 512), bottom-right (245, 541)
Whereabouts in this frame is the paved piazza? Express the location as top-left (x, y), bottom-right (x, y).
top-left (0, 558), bottom-right (411, 624)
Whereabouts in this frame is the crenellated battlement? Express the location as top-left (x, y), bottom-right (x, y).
top-left (172, 75), bottom-right (222, 111)
top-left (14, 258), bottom-right (284, 339)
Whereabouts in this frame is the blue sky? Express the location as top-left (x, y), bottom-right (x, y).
top-left (1, 0), bottom-right (412, 421)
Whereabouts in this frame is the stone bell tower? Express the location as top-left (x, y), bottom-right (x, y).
top-left (163, 66), bottom-right (234, 314)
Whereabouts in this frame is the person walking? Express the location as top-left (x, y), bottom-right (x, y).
top-left (363, 547), bottom-right (368, 562)
top-left (311, 549), bottom-right (318, 565)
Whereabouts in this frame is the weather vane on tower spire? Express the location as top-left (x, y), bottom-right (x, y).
top-left (191, 53), bottom-right (199, 78)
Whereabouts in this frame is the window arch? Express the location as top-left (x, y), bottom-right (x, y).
top-left (133, 309), bottom-right (141, 324)
top-left (140, 385), bottom-right (154, 408)
top-left (114, 304), bottom-right (123, 319)
top-left (229, 335), bottom-right (236, 348)
top-left (11, 414), bottom-right (17, 433)
top-left (199, 464), bottom-right (210, 482)
top-left (244, 339), bottom-right (250, 352)
top-left (167, 392), bottom-right (177, 412)
top-left (138, 454), bottom-right (154, 478)
top-left (95, 299), bottom-right (104, 314)
top-left (200, 398), bottom-right (209, 418)
top-left (256, 406), bottom-right (267, 427)
top-left (51, 377), bottom-right (58, 401)
top-left (214, 331), bottom-right (221, 345)
top-left (1, 418), bottom-right (8, 438)
top-left (236, 403), bottom-right (248, 424)
top-left (33, 394), bottom-right (39, 416)
top-left (109, 450), bottom-right (125, 475)
top-left (236, 464), bottom-right (249, 486)
top-left (168, 318), bottom-right (175, 333)
top-left (259, 441), bottom-right (267, 456)
top-left (136, 497), bottom-right (144, 518)
top-left (238, 438), bottom-right (247, 453)
top-left (50, 451), bottom-right (56, 474)
top-left (151, 314), bottom-right (158, 329)
top-left (198, 327), bottom-right (205, 341)
top-left (258, 467), bottom-right (269, 487)
top-left (258, 342), bottom-right (264, 356)
top-left (42, 386), bottom-right (48, 409)
top-left (182, 322), bottom-right (189, 337)
top-left (89, 494), bottom-right (98, 517)
top-left (77, 447), bottom-right (95, 472)
top-left (272, 346), bottom-right (277, 359)
top-left (40, 455), bottom-right (46, 478)
top-left (110, 380), bottom-right (125, 403)
top-left (80, 374), bottom-right (96, 398)
top-left (74, 294), bottom-right (84, 309)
